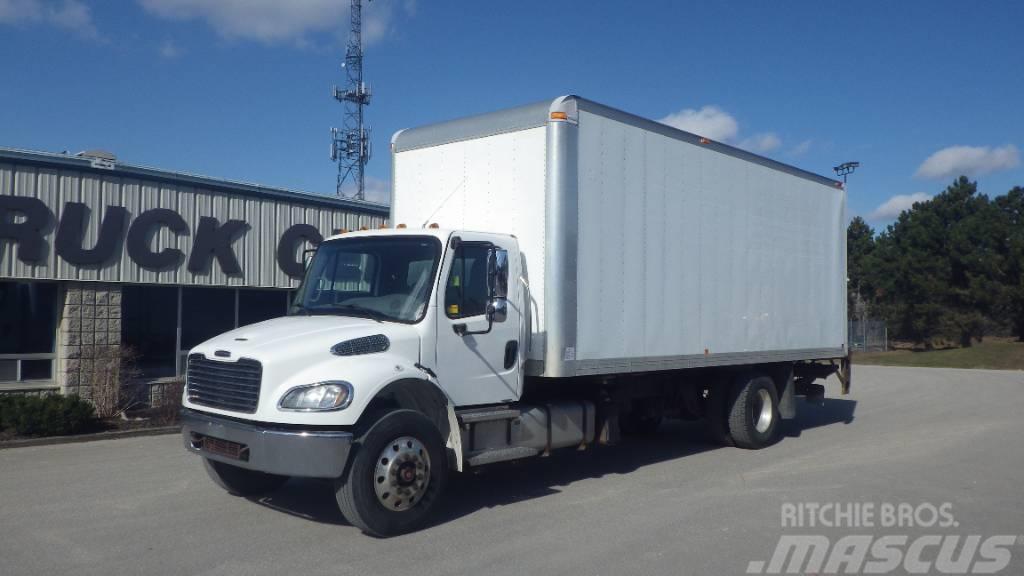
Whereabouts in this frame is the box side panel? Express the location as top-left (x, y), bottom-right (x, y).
top-left (575, 110), bottom-right (845, 366)
top-left (392, 126), bottom-right (548, 359)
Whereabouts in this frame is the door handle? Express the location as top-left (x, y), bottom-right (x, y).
top-left (504, 340), bottom-right (518, 369)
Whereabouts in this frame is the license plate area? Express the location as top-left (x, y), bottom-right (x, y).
top-left (198, 435), bottom-right (249, 461)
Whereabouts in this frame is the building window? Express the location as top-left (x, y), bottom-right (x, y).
top-left (122, 285), bottom-right (178, 378)
top-left (181, 287), bottom-right (236, 350)
top-left (120, 285), bottom-right (292, 379)
top-left (0, 281), bottom-right (57, 383)
top-left (238, 289), bottom-right (288, 327)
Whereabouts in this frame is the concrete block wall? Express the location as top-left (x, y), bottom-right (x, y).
top-left (58, 282), bottom-right (123, 398)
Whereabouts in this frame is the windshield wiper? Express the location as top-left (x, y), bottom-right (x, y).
top-left (331, 303), bottom-right (391, 322)
top-left (290, 302), bottom-right (310, 316)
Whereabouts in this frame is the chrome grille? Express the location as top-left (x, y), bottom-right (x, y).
top-left (187, 354), bottom-right (262, 413)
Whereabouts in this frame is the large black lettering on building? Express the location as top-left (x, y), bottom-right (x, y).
top-left (187, 217), bottom-right (249, 275)
top-left (277, 223), bottom-right (323, 278)
top-left (2, 194), bottom-right (340, 279)
top-left (55, 202), bottom-right (128, 266)
top-left (0, 196), bottom-right (50, 263)
top-left (126, 208), bottom-right (189, 270)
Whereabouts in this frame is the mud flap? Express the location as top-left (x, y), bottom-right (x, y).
top-left (777, 366), bottom-right (796, 420)
top-left (837, 354), bottom-right (852, 395)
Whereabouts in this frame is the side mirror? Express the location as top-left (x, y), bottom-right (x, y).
top-left (486, 297), bottom-right (508, 324)
top-left (302, 247), bottom-right (318, 270)
top-left (487, 248), bottom-right (509, 299)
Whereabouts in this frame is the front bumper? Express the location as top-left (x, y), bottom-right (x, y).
top-left (181, 408), bottom-right (353, 479)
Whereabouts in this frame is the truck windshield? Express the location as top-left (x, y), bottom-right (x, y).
top-left (291, 236), bottom-right (442, 323)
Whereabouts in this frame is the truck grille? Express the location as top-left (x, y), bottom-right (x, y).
top-left (187, 354), bottom-right (262, 413)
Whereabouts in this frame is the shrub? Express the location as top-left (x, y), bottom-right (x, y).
top-left (0, 394), bottom-right (98, 437)
top-left (153, 379), bottom-right (185, 425)
top-left (84, 346), bottom-right (141, 419)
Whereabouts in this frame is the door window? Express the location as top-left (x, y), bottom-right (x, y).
top-left (444, 244), bottom-right (490, 319)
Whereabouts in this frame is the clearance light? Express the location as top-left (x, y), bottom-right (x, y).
top-left (699, 137), bottom-right (711, 145)
top-left (359, 226), bottom-right (368, 231)
top-left (428, 223), bottom-right (440, 229)
top-left (338, 228), bottom-right (349, 234)
top-left (550, 111), bottom-right (568, 120)
top-left (378, 224), bottom-right (387, 229)
top-left (396, 223), bottom-right (407, 229)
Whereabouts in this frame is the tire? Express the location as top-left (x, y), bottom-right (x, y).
top-left (727, 373), bottom-right (781, 449)
top-left (335, 409), bottom-right (448, 537)
top-left (203, 458), bottom-right (288, 496)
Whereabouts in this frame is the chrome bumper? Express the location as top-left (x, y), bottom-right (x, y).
top-left (181, 408), bottom-right (353, 479)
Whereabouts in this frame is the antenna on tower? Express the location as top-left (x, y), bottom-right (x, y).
top-left (331, 0), bottom-right (372, 200)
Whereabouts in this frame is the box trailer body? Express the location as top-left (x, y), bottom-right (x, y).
top-left (392, 96), bottom-right (847, 377)
top-left (181, 95), bottom-right (850, 537)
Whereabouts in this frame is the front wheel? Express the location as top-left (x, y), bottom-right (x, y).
top-left (203, 458), bottom-right (288, 496)
top-left (335, 410), bottom-right (448, 537)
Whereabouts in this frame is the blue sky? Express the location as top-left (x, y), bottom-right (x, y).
top-left (1, 1), bottom-right (1022, 227)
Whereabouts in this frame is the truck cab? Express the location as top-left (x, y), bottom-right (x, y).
top-left (182, 228), bottom-right (527, 535)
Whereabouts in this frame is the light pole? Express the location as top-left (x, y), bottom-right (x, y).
top-left (833, 161), bottom-right (860, 184)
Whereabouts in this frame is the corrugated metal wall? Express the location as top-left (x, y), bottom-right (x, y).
top-left (0, 161), bottom-right (386, 288)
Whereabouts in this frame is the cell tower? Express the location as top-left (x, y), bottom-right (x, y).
top-left (331, 0), bottom-right (372, 199)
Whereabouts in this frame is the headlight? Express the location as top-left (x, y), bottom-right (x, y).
top-left (278, 381), bottom-right (353, 411)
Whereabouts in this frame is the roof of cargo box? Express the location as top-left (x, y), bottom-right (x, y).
top-left (391, 95), bottom-right (842, 188)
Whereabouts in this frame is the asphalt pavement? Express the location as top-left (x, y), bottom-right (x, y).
top-left (2, 365), bottom-right (1023, 576)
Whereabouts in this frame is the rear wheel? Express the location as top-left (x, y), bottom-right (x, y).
top-left (335, 410), bottom-right (448, 537)
top-left (203, 458), bottom-right (288, 496)
top-left (727, 373), bottom-right (781, 449)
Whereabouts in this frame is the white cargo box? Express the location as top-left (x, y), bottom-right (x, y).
top-left (392, 96), bottom-right (846, 378)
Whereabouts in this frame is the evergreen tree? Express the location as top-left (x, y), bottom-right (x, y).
top-left (846, 216), bottom-right (875, 322)
top-left (995, 187), bottom-right (1024, 339)
top-left (867, 177), bottom-right (997, 347)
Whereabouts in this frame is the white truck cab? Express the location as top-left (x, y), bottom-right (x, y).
top-left (182, 96), bottom-right (850, 537)
top-left (183, 227), bottom-right (527, 534)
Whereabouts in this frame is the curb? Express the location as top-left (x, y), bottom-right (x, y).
top-left (0, 425), bottom-right (182, 450)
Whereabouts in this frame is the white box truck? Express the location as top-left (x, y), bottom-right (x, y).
top-left (181, 96), bottom-right (850, 536)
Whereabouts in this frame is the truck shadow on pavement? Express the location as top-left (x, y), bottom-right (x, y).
top-left (250, 397), bottom-right (856, 530)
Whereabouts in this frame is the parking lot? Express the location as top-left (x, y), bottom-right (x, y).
top-left (2, 365), bottom-right (1023, 576)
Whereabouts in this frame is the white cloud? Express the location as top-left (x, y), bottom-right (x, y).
top-left (915, 144), bottom-right (1020, 179)
top-left (0, 0), bottom-right (98, 38)
top-left (339, 176), bottom-right (390, 205)
top-left (789, 139), bottom-right (812, 156)
top-left (739, 132), bottom-right (781, 153)
top-left (869, 192), bottom-right (932, 221)
top-left (658, 105), bottom-right (739, 142)
top-left (159, 38), bottom-right (180, 58)
top-left (0, 0), bottom-right (42, 21)
top-left (138, 0), bottom-right (403, 45)
top-left (658, 105), bottom-right (796, 157)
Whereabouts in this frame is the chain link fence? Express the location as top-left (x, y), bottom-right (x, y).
top-left (849, 319), bottom-right (888, 352)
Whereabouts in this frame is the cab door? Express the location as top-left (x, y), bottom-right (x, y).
top-left (434, 234), bottom-right (522, 406)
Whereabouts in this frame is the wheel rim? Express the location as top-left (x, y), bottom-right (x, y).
top-left (373, 436), bottom-right (431, 512)
top-left (753, 388), bottom-right (774, 433)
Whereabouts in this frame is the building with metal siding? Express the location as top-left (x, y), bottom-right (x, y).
top-left (0, 147), bottom-right (388, 396)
